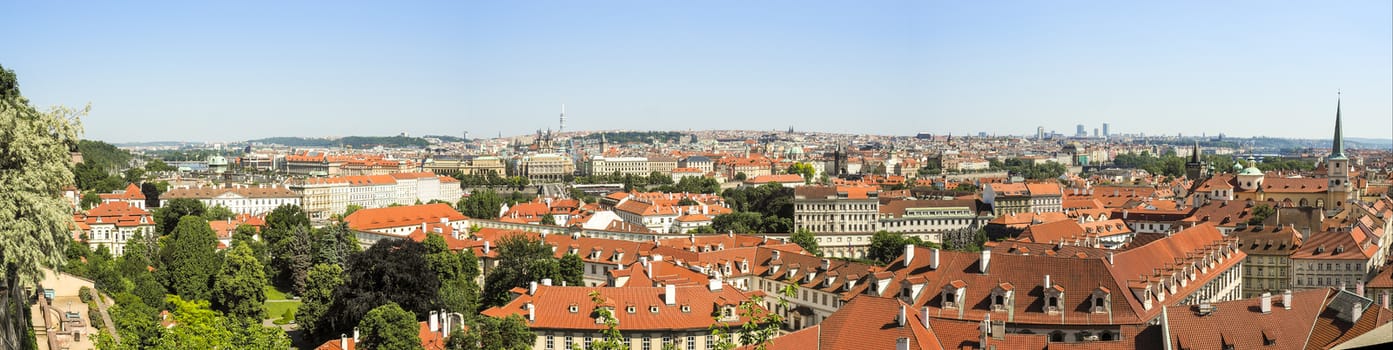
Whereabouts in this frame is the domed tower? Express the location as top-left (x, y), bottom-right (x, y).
top-left (1237, 159), bottom-right (1264, 192)
top-left (1327, 94), bottom-right (1350, 207)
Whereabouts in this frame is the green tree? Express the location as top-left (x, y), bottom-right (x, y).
top-left (296, 263), bottom-right (344, 339)
top-left (734, 172), bottom-right (747, 181)
top-left (357, 303), bottom-right (422, 350)
top-left (1, 68), bottom-right (82, 341)
top-left (202, 204), bottom-right (236, 221)
top-left (458, 189), bottom-right (505, 219)
top-left (866, 231), bottom-right (906, 265)
top-left (312, 221), bottom-right (359, 267)
top-left (153, 198), bottom-right (206, 235)
top-left (213, 244), bottom-right (267, 321)
top-left (710, 285), bottom-right (796, 350)
top-left (316, 239), bottom-right (442, 343)
top-left (473, 314), bottom-right (535, 350)
top-left (1249, 204), bottom-right (1276, 225)
top-left (482, 234), bottom-right (562, 307)
top-left (690, 225), bottom-right (717, 234)
top-left (81, 191), bottom-right (102, 210)
top-left (118, 231), bottom-right (167, 308)
top-left (145, 159), bottom-right (176, 173)
top-left (786, 162), bottom-right (815, 184)
top-left (343, 204), bottom-right (364, 217)
top-left (788, 228), bottom-right (821, 256)
top-left (559, 253), bottom-right (585, 287)
top-left (161, 216), bottom-right (221, 300)
top-left (152, 295), bottom-right (292, 350)
top-left (540, 213), bottom-right (557, 225)
top-left (269, 226), bottom-right (313, 295)
top-left (263, 204), bottom-right (309, 243)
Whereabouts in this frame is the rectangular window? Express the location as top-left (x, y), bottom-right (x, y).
top-left (546, 336), bottom-right (554, 350)
top-left (687, 336), bottom-right (696, 350)
top-left (566, 336), bottom-right (573, 350)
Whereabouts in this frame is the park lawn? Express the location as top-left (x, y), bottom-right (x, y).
top-left (265, 300), bottom-right (301, 322)
top-left (264, 285), bottom-right (290, 300)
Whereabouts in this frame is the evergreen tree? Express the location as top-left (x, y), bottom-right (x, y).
top-left (559, 253), bottom-right (585, 287)
top-left (161, 216), bottom-right (221, 300)
top-left (788, 228), bottom-right (822, 256)
top-left (152, 198), bottom-right (206, 235)
top-left (482, 234), bottom-right (562, 307)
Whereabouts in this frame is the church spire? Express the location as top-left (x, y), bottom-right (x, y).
top-left (1191, 140), bottom-right (1202, 163)
top-left (1330, 92), bottom-right (1346, 160)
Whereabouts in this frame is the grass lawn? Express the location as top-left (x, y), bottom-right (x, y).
top-left (264, 285), bottom-right (291, 300)
top-left (265, 300), bottom-right (301, 323)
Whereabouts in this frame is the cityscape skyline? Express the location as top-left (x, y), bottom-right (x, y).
top-left (3, 1), bottom-right (1391, 143)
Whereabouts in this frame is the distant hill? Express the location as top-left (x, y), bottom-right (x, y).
top-left (249, 136), bottom-right (430, 149)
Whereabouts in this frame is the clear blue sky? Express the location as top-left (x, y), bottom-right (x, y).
top-left (4, 1), bottom-right (1390, 143)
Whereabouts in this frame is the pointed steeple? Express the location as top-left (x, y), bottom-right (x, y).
top-left (1190, 140), bottom-right (1202, 163)
top-left (1329, 92), bottom-right (1347, 160)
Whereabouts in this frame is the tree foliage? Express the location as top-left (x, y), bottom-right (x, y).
top-left (202, 205), bottom-right (236, 221)
top-left (559, 253), bottom-right (585, 287)
top-left (150, 295), bottom-right (292, 350)
top-left (315, 239), bottom-right (443, 344)
top-left (788, 228), bottom-right (821, 256)
top-left (357, 303), bottom-right (423, 350)
top-left (482, 234), bottom-right (561, 307)
top-left (296, 263), bottom-right (344, 339)
top-left (161, 216), bottom-right (221, 300)
top-left (458, 189), bottom-right (506, 219)
top-left (467, 314), bottom-right (535, 350)
top-left (0, 67), bottom-right (82, 285)
top-left (213, 244), bottom-right (267, 321)
top-left (153, 198), bottom-right (206, 235)
top-left (866, 231), bottom-right (943, 265)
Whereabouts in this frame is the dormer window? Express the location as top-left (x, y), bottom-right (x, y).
top-left (740, 261), bottom-right (749, 273)
top-left (591, 249), bottom-right (602, 260)
top-left (941, 281), bottom-right (966, 309)
top-left (1044, 285), bottom-right (1064, 315)
top-left (990, 283), bottom-right (1014, 312)
top-left (1091, 287), bottom-right (1111, 314)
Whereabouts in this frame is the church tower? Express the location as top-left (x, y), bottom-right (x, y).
top-left (1185, 140), bottom-right (1206, 180)
top-left (1327, 94), bottom-right (1350, 208)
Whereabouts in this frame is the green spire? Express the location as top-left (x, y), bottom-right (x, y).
top-left (1330, 92), bottom-right (1347, 160)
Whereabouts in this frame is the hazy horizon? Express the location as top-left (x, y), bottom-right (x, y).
top-left (5, 1), bottom-right (1391, 143)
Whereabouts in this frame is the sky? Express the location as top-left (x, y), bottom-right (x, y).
top-left (3, 1), bottom-right (1390, 143)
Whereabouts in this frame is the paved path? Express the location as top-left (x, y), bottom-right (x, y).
top-left (93, 293), bottom-right (119, 344)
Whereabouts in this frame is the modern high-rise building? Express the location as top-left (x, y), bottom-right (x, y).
top-left (1076, 124), bottom-right (1086, 137)
top-left (1103, 122), bottom-right (1110, 137)
top-left (1036, 126), bottom-right (1044, 140)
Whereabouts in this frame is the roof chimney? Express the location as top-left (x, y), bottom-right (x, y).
top-left (1351, 302), bottom-right (1363, 324)
top-left (440, 309), bottom-right (450, 339)
top-left (430, 310), bottom-right (440, 332)
top-left (897, 305), bottom-right (907, 327)
top-left (665, 284), bottom-right (677, 305)
top-left (921, 306), bottom-right (931, 329)
top-left (930, 248), bottom-right (940, 270)
top-left (483, 240), bottom-right (491, 254)
top-left (542, 278), bottom-right (552, 286)
top-left (340, 334), bottom-right (348, 350)
top-left (709, 277), bottom-right (723, 291)
top-left (1383, 292), bottom-right (1390, 310)
top-left (526, 302), bottom-right (535, 322)
top-left (353, 327), bottom-right (359, 343)
top-left (980, 249), bottom-right (992, 274)
top-left (1260, 292), bottom-right (1272, 314)
top-left (1357, 280), bottom-right (1365, 297)
top-left (528, 281), bottom-right (538, 295)
top-left (1044, 274), bottom-right (1052, 290)
top-left (1282, 290), bottom-right (1292, 310)
top-left (904, 244), bottom-right (915, 267)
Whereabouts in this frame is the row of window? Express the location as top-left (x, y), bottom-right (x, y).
top-left (544, 334), bottom-right (713, 350)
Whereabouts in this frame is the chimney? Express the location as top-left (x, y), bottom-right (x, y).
top-left (1044, 275), bottom-right (1052, 290)
top-left (904, 244), bottom-right (915, 267)
top-left (1351, 302), bottom-right (1363, 324)
top-left (1107, 252), bottom-right (1114, 265)
top-left (896, 338), bottom-right (910, 350)
top-left (526, 303), bottom-right (535, 322)
top-left (1357, 281), bottom-right (1365, 297)
top-left (709, 277), bottom-right (723, 291)
top-left (896, 305), bottom-right (908, 327)
top-left (665, 284), bottom-right (677, 305)
top-left (484, 240), bottom-right (491, 254)
top-left (1282, 290), bottom-right (1293, 310)
top-left (980, 249), bottom-right (992, 274)
top-left (441, 310), bottom-right (450, 339)
top-left (340, 334), bottom-right (348, 350)
top-left (528, 281), bottom-right (538, 295)
top-left (930, 246), bottom-right (941, 269)
top-left (353, 327), bottom-right (359, 343)
top-left (1382, 292), bottom-right (1390, 310)
top-left (921, 306), bottom-right (931, 329)
top-left (542, 278), bottom-right (553, 286)
top-left (1260, 292), bottom-right (1271, 314)
top-left (430, 310), bottom-right (440, 332)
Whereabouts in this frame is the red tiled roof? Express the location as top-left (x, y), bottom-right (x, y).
top-left (344, 203), bottom-right (467, 231)
top-left (480, 285), bottom-right (756, 331)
